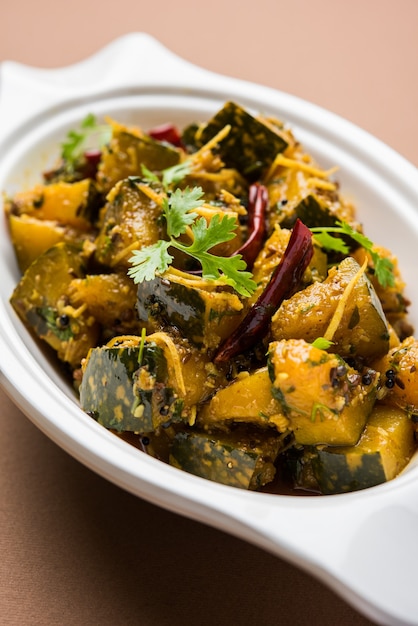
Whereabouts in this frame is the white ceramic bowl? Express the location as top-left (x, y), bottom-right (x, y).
top-left (1, 33), bottom-right (418, 626)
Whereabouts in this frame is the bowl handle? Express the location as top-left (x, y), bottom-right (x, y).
top-left (0, 33), bottom-right (216, 141)
top-left (225, 478), bottom-right (418, 626)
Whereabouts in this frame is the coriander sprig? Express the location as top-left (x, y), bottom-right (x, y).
top-left (140, 162), bottom-right (192, 189)
top-left (310, 221), bottom-right (395, 288)
top-left (61, 114), bottom-right (111, 166)
top-left (164, 186), bottom-right (203, 237)
top-left (128, 185), bottom-right (256, 297)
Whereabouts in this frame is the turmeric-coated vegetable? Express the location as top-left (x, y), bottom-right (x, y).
top-left (268, 339), bottom-right (379, 446)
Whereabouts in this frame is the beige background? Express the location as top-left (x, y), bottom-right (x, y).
top-left (1, 1), bottom-right (417, 624)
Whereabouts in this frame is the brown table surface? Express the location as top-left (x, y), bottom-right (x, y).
top-left (1, 2), bottom-right (417, 624)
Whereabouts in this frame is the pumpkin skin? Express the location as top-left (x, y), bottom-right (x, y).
top-left (80, 335), bottom-right (211, 434)
top-left (169, 429), bottom-right (286, 490)
top-left (80, 343), bottom-right (148, 432)
top-left (94, 178), bottom-right (162, 271)
top-left (136, 270), bottom-right (244, 350)
top-left (197, 101), bottom-right (288, 182)
top-left (80, 340), bottom-right (185, 434)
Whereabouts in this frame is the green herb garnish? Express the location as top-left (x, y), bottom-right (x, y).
top-left (137, 327), bottom-right (147, 366)
top-left (128, 185), bottom-right (256, 297)
top-left (138, 165), bottom-right (160, 185)
top-left (311, 337), bottom-right (334, 350)
top-left (165, 186), bottom-right (203, 236)
top-left (162, 161), bottom-right (192, 188)
top-left (140, 160), bottom-right (192, 190)
top-left (310, 221), bottom-right (395, 288)
top-left (311, 402), bottom-right (339, 422)
top-left (61, 113), bottom-right (111, 165)
top-left (38, 306), bottom-right (73, 341)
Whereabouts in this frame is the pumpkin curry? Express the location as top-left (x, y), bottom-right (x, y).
top-left (5, 102), bottom-right (417, 494)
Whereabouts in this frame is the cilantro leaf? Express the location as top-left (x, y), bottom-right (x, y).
top-left (139, 160), bottom-right (191, 191)
top-left (310, 220), bottom-right (395, 288)
top-left (311, 231), bottom-right (349, 254)
top-left (202, 253), bottom-right (255, 297)
top-left (140, 164), bottom-right (160, 184)
top-left (128, 185), bottom-right (256, 297)
top-left (174, 214), bottom-right (256, 296)
top-left (128, 241), bottom-right (173, 283)
top-left (62, 130), bottom-right (85, 163)
top-left (165, 187), bottom-right (204, 237)
top-left (81, 113), bottom-right (97, 129)
top-left (336, 221), bottom-right (374, 248)
top-left (188, 213), bottom-right (237, 252)
top-left (61, 114), bottom-right (111, 165)
top-left (371, 253), bottom-right (395, 289)
top-left (162, 161), bottom-right (191, 188)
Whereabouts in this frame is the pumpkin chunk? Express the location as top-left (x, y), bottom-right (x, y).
top-left (297, 404), bottom-right (415, 494)
top-left (169, 429), bottom-right (285, 490)
top-left (80, 334), bottom-right (210, 433)
top-left (5, 179), bottom-right (100, 229)
top-left (198, 367), bottom-right (288, 432)
top-left (197, 101), bottom-right (288, 182)
top-left (136, 269), bottom-right (244, 349)
top-left (94, 178), bottom-right (162, 270)
top-left (268, 338), bottom-right (379, 446)
top-left (10, 242), bottom-right (99, 368)
top-left (271, 256), bottom-right (390, 360)
top-left (97, 123), bottom-right (180, 193)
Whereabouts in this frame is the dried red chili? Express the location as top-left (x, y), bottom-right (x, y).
top-left (233, 183), bottom-right (268, 270)
top-left (82, 149), bottom-right (102, 179)
top-left (214, 218), bottom-right (313, 364)
top-left (148, 123), bottom-right (183, 147)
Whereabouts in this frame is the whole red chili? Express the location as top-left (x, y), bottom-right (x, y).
top-left (148, 123), bottom-right (183, 148)
top-left (214, 218), bottom-right (313, 364)
top-left (233, 183), bottom-right (268, 270)
top-left (82, 149), bottom-right (102, 179)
